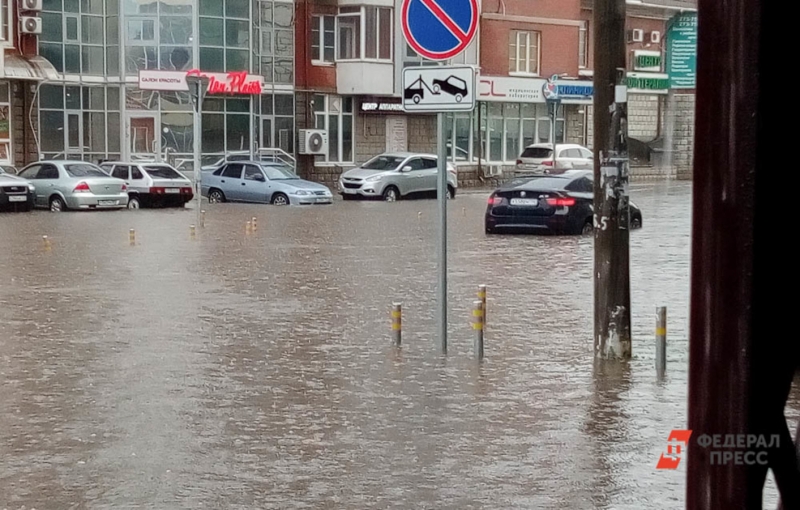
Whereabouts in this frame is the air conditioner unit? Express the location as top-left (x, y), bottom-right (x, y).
top-left (483, 165), bottom-right (502, 178)
top-left (21, 0), bottom-right (43, 11)
top-left (650, 31), bottom-right (662, 44)
top-left (20, 17), bottom-right (42, 35)
top-left (628, 29), bottom-right (644, 43)
top-left (298, 129), bottom-right (328, 155)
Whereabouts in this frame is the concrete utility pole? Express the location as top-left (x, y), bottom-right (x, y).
top-left (593, 0), bottom-right (632, 359)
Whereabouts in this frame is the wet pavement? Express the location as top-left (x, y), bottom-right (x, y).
top-left (1, 181), bottom-right (797, 509)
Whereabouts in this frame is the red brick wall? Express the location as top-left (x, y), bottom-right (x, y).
top-left (625, 16), bottom-right (666, 68)
top-left (295, 1), bottom-right (337, 92)
top-left (480, 20), bottom-right (579, 77)
top-left (578, 12), bottom-right (668, 71)
top-left (482, 0), bottom-right (581, 19)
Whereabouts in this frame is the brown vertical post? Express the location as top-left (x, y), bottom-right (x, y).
top-left (593, 0), bottom-right (631, 359)
top-left (688, 1), bottom-right (799, 508)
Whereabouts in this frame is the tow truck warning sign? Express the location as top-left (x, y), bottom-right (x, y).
top-left (402, 66), bottom-right (476, 112)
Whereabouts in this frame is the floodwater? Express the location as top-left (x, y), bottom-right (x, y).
top-left (0, 181), bottom-right (797, 509)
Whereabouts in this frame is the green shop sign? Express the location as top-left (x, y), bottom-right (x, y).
top-left (666, 12), bottom-right (698, 89)
top-left (633, 50), bottom-right (662, 72)
top-left (627, 73), bottom-right (669, 93)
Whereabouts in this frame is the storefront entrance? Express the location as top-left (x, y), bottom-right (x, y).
top-left (127, 114), bottom-right (160, 160)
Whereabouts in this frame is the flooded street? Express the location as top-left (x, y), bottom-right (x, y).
top-left (1, 181), bottom-right (797, 509)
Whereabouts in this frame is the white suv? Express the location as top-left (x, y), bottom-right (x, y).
top-left (515, 143), bottom-right (593, 175)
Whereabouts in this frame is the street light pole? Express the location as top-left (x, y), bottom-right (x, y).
top-left (186, 75), bottom-right (209, 224)
top-left (593, 0), bottom-right (632, 359)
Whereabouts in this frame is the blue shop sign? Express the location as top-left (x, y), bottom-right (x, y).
top-left (558, 84), bottom-right (594, 98)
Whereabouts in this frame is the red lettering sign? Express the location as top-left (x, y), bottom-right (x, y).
top-left (186, 69), bottom-right (263, 95)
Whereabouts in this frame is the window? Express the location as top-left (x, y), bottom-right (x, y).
top-left (566, 177), bottom-right (593, 193)
top-left (39, 84), bottom-right (119, 162)
top-left (311, 15), bottom-right (335, 63)
top-left (19, 165), bottom-right (41, 179)
top-left (313, 94), bottom-right (354, 163)
top-left (579, 21), bottom-right (589, 69)
top-left (221, 164), bottom-right (243, 179)
top-left (39, 165), bottom-right (60, 180)
top-left (244, 165), bottom-right (265, 180)
top-left (132, 167), bottom-right (144, 179)
top-left (421, 158), bottom-right (438, 169)
top-left (200, 0), bottom-right (247, 73)
top-left (142, 166), bottom-right (180, 179)
top-left (0, 82), bottom-right (9, 164)
top-left (336, 6), bottom-right (391, 61)
top-left (256, 1), bottom-right (294, 83)
top-left (405, 158), bottom-right (426, 171)
top-left (111, 166), bottom-right (129, 179)
top-left (39, 2), bottom-right (108, 75)
top-left (509, 30), bottom-right (540, 75)
top-left (65, 164), bottom-right (106, 177)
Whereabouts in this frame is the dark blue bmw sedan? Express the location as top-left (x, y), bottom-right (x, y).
top-left (484, 170), bottom-right (643, 235)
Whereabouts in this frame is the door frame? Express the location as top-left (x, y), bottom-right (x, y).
top-left (125, 112), bottom-right (160, 161)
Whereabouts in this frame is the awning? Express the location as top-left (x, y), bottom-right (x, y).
top-left (3, 53), bottom-right (60, 81)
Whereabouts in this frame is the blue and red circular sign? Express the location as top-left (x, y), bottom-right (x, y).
top-left (401, 0), bottom-right (479, 61)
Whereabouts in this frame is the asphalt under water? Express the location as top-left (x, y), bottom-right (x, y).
top-left (1, 181), bottom-right (797, 509)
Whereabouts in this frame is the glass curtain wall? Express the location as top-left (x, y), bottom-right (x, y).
top-left (444, 103), bottom-right (566, 164)
top-left (38, 0), bottom-right (295, 168)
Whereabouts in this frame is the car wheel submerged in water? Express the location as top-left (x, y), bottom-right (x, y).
top-left (271, 193), bottom-right (289, 206)
top-left (49, 196), bottom-right (66, 212)
top-left (208, 189), bottom-right (225, 203)
top-left (383, 186), bottom-right (399, 202)
top-left (127, 196), bottom-right (141, 209)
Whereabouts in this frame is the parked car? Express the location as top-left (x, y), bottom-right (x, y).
top-left (201, 161), bottom-right (333, 206)
top-left (100, 161), bottom-right (193, 209)
top-left (0, 165), bottom-right (18, 175)
top-left (485, 170), bottom-right (642, 235)
top-left (0, 172), bottom-right (35, 212)
top-left (338, 152), bottom-right (458, 202)
top-left (17, 161), bottom-right (128, 212)
top-left (515, 143), bottom-right (594, 175)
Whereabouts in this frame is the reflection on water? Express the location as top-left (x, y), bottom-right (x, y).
top-left (0, 182), bottom-right (796, 509)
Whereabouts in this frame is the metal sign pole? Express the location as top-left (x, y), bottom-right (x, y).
top-left (194, 81), bottom-right (203, 224)
top-left (437, 112), bottom-right (448, 354)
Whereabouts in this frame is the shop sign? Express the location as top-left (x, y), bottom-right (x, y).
top-left (666, 12), bottom-right (698, 89)
top-left (138, 70), bottom-right (265, 94)
top-left (361, 99), bottom-right (405, 113)
top-left (478, 76), bottom-right (594, 104)
top-left (627, 72), bottom-right (669, 94)
top-left (633, 50), bottom-right (662, 72)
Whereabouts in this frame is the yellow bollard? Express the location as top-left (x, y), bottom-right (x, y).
top-left (245, 220), bottom-right (252, 235)
top-left (129, 229), bottom-right (136, 246)
top-left (391, 303), bottom-right (402, 347)
top-left (252, 217), bottom-right (258, 231)
top-left (190, 225), bottom-right (196, 240)
top-left (472, 300), bottom-right (485, 360)
top-left (462, 207), bottom-right (466, 217)
top-left (42, 235), bottom-right (51, 252)
top-left (200, 210), bottom-right (206, 228)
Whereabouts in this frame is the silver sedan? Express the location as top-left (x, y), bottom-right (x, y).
top-left (201, 161), bottom-right (333, 206)
top-left (17, 161), bottom-right (129, 211)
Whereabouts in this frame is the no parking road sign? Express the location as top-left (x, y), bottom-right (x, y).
top-left (401, 0), bottom-right (479, 61)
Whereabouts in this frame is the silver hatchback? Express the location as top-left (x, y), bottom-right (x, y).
top-left (18, 161), bottom-right (128, 211)
top-left (338, 152), bottom-right (458, 201)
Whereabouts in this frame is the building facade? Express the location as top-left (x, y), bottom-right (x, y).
top-left (0, 0), bottom-right (694, 180)
top-left (3, 0), bottom-right (296, 171)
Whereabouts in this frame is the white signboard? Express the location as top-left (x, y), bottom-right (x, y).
top-left (138, 70), bottom-right (265, 94)
top-left (478, 76), bottom-right (594, 105)
top-left (402, 66), bottom-right (476, 112)
top-left (385, 116), bottom-right (408, 153)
